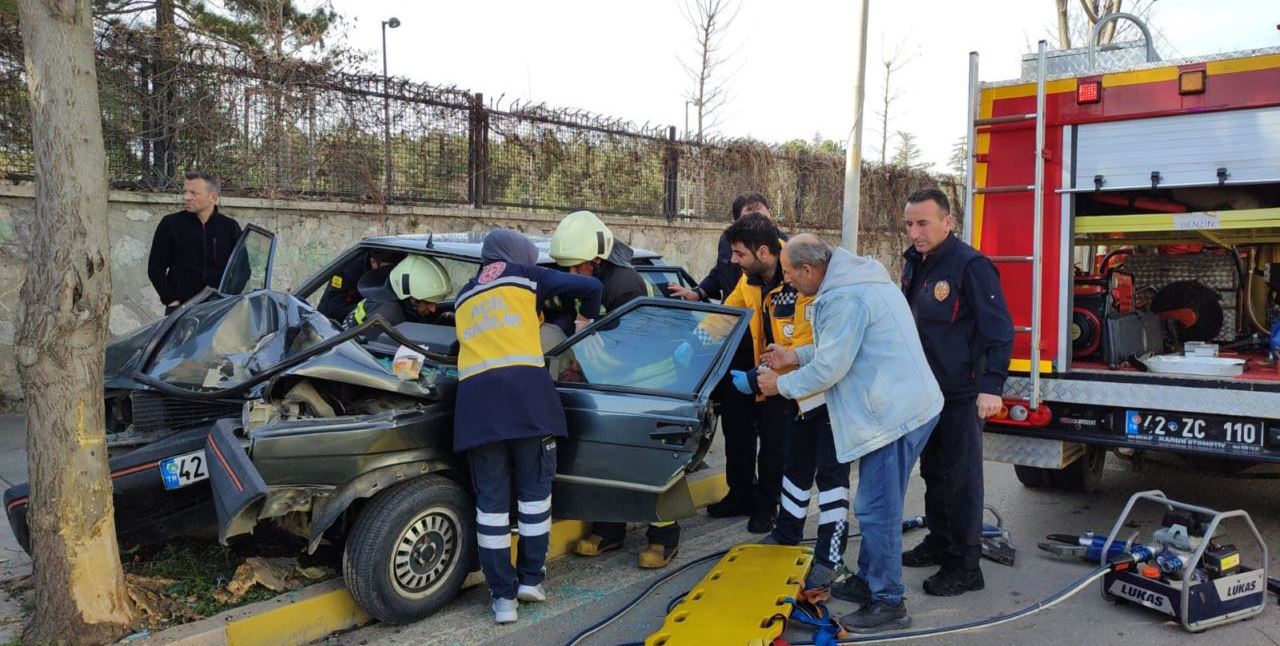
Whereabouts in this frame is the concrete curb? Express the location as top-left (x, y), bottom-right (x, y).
top-left (137, 470), bottom-right (728, 646)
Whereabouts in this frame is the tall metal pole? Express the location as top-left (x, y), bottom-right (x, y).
top-left (840, 0), bottom-right (870, 253)
top-left (381, 19), bottom-right (398, 202)
top-left (1030, 40), bottom-right (1048, 408)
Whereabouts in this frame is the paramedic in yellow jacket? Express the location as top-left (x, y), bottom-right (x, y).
top-left (454, 229), bottom-right (603, 625)
top-left (684, 213), bottom-right (816, 533)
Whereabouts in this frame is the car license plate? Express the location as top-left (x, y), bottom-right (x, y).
top-left (1124, 410), bottom-right (1264, 449)
top-left (160, 450), bottom-right (209, 490)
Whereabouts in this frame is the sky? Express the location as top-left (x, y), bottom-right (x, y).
top-left (333, 0), bottom-right (1279, 171)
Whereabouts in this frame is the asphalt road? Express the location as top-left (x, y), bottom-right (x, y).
top-left (325, 450), bottom-right (1280, 646)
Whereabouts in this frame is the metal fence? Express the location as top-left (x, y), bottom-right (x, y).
top-left (0, 25), bottom-right (959, 230)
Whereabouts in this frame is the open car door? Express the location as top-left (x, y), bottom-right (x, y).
top-left (219, 224), bottom-right (277, 296)
top-left (546, 297), bottom-right (750, 523)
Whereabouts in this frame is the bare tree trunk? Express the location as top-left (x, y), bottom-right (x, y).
top-left (153, 0), bottom-right (178, 188)
top-left (876, 45), bottom-right (909, 165)
top-left (1099, 0), bottom-right (1122, 44)
top-left (14, 0), bottom-right (137, 642)
top-left (1056, 0), bottom-right (1072, 49)
top-left (879, 60), bottom-right (890, 164)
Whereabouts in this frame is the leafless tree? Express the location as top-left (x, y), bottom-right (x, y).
top-left (875, 40), bottom-right (912, 165)
top-left (679, 0), bottom-right (741, 144)
top-left (14, 0), bottom-right (137, 642)
top-left (1055, 0), bottom-right (1158, 49)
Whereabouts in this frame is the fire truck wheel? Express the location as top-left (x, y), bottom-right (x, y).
top-left (1051, 446), bottom-right (1107, 492)
top-left (1013, 465), bottom-right (1055, 489)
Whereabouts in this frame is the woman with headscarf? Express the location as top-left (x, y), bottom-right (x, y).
top-left (453, 228), bottom-right (603, 624)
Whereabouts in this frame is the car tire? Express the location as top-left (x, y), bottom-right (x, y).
top-left (1013, 464), bottom-right (1055, 489)
top-left (343, 474), bottom-right (474, 625)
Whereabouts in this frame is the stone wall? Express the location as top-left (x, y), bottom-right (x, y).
top-left (0, 183), bottom-right (903, 409)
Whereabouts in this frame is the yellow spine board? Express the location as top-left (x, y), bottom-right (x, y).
top-left (645, 544), bottom-right (813, 646)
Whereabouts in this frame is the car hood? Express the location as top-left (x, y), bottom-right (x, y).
top-left (111, 290), bottom-right (438, 401)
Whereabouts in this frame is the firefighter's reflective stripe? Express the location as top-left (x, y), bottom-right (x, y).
top-left (456, 273), bottom-right (545, 381)
top-left (351, 300), bottom-right (367, 325)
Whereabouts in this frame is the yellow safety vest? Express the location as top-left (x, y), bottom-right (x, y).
top-left (455, 266), bottom-right (546, 381)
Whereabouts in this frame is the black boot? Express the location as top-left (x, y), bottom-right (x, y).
top-left (901, 539), bottom-right (944, 568)
top-left (923, 566), bottom-right (984, 596)
top-left (747, 505), bottom-right (775, 534)
top-left (707, 495), bottom-right (753, 518)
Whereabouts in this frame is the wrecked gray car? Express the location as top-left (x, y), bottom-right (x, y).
top-left (5, 226), bottom-right (746, 624)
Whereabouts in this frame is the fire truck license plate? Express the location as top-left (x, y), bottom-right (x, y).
top-left (1124, 410), bottom-right (1264, 448)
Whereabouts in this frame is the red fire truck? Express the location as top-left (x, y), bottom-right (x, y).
top-left (965, 15), bottom-right (1280, 491)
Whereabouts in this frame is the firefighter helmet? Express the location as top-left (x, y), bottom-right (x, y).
top-left (549, 210), bottom-right (614, 267)
top-left (389, 255), bottom-right (451, 302)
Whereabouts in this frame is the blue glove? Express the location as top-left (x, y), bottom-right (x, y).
top-left (730, 370), bottom-right (752, 395)
top-left (674, 341), bottom-right (693, 368)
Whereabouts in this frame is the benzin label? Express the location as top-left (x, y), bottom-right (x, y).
top-left (1173, 213), bottom-right (1221, 230)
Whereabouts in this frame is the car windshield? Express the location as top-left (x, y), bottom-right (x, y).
top-left (143, 292), bottom-right (339, 390)
top-left (551, 304), bottom-right (736, 394)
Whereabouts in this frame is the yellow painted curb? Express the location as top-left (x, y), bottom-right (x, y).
top-left (218, 471), bottom-right (729, 645)
top-left (226, 583), bottom-right (370, 646)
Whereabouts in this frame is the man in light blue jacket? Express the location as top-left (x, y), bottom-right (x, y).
top-left (757, 234), bottom-right (943, 633)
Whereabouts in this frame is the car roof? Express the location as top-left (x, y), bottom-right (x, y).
top-left (360, 232), bottom-right (661, 264)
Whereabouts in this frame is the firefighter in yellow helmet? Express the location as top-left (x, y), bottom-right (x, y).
top-left (551, 211), bottom-right (681, 569)
top-left (343, 254), bottom-right (453, 335)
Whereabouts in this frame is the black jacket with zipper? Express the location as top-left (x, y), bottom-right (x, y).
top-left (147, 208), bottom-right (243, 305)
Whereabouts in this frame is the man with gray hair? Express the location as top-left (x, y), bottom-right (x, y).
top-left (147, 171), bottom-right (242, 314)
top-left (757, 234), bottom-right (943, 633)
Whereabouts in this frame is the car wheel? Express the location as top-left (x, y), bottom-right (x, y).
top-left (342, 474), bottom-right (474, 625)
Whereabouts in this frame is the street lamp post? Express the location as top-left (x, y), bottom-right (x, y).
top-left (381, 17), bottom-right (400, 202)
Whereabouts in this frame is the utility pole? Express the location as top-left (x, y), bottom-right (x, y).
top-left (381, 17), bottom-right (400, 202)
top-left (841, 0), bottom-right (870, 254)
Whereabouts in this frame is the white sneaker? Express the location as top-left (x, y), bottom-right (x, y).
top-left (492, 597), bottom-right (518, 624)
top-left (517, 583), bottom-right (546, 602)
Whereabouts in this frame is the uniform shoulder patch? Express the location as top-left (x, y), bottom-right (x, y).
top-left (933, 280), bottom-right (951, 302)
top-left (479, 262), bottom-right (506, 284)
top-left (330, 275), bottom-right (343, 289)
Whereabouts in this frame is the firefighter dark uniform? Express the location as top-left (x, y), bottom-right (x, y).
top-left (318, 251), bottom-right (374, 322)
top-left (455, 230), bottom-right (602, 623)
top-left (901, 232), bottom-right (1014, 594)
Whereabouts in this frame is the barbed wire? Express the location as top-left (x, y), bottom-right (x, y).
top-left (0, 22), bottom-right (959, 229)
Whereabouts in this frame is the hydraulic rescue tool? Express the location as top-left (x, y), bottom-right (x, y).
top-left (903, 505), bottom-right (1016, 566)
top-left (1039, 490), bottom-right (1268, 632)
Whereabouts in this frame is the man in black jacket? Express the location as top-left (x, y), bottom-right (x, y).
top-left (147, 171), bottom-right (243, 314)
top-left (900, 187), bottom-right (1014, 597)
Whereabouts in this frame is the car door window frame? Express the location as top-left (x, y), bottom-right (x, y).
top-left (218, 223), bottom-right (277, 295)
top-left (545, 297), bottom-right (751, 402)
